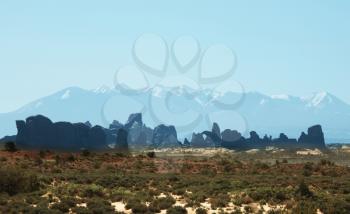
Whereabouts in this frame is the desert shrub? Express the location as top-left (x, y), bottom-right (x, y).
top-left (125, 198), bottom-right (142, 210)
top-left (39, 150), bottom-right (46, 158)
top-left (0, 193), bottom-right (9, 206)
top-left (83, 184), bottom-right (104, 198)
top-left (133, 190), bottom-right (154, 202)
top-left (72, 206), bottom-right (91, 214)
top-left (166, 206), bottom-right (187, 214)
top-left (292, 200), bottom-right (317, 214)
top-left (125, 198), bottom-right (154, 213)
top-left (255, 161), bottom-right (270, 170)
top-left (35, 197), bottom-right (51, 209)
top-left (295, 181), bottom-right (313, 198)
top-left (81, 149), bottom-right (91, 157)
top-left (66, 154), bottom-right (76, 162)
top-left (207, 179), bottom-right (232, 195)
top-left (0, 199), bottom-right (32, 213)
top-left (231, 207), bottom-right (243, 214)
top-left (86, 198), bottom-right (114, 214)
top-left (114, 152), bottom-right (128, 158)
top-left (104, 164), bottom-right (116, 171)
top-left (51, 201), bottom-right (70, 212)
top-left (302, 169), bottom-right (312, 177)
top-left (320, 159), bottom-right (333, 166)
top-left (94, 161), bottom-right (102, 169)
top-left (148, 201), bottom-right (161, 213)
top-left (51, 167), bottom-right (62, 174)
top-left (199, 168), bottom-right (216, 176)
top-left (150, 196), bottom-right (176, 210)
top-left (51, 197), bottom-right (76, 212)
top-left (244, 205), bottom-right (253, 213)
top-left (168, 174), bottom-right (179, 182)
top-left (110, 187), bottom-right (133, 202)
top-left (54, 183), bottom-right (82, 197)
top-left (173, 188), bottom-right (186, 196)
top-left (209, 194), bottom-right (230, 209)
top-left (319, 198), bottom-right (350, 214)
top-left (54, 154), bottom-right (61, 165)
top-left (195, 207), bottom-right (207, 214)
top-left (303, 162), bottom-right (312, 169)
top-left (4, 141), bottom-right (17, 152)
top-left (249, 188), bottom-right (288, 203)
top-left (0, 168), bottom-right (40, 195)
top-left (146, 151), bottom-right (156, 158)
top-left (35, 157), bottom-right (43, 166)
top-left (321, 168), bottom-right (341, 177)
top-left (267, 210), bottom-right (284, 214)
top-left (188, 192), bottom-right (207, 204)
top-left (29, 206), bottom-right (61, 214)
top-left (131, 203), bottom-right (148, 213)
top-left (233, 194), bottom-right (253, 206)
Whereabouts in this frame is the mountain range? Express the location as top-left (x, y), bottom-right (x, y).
top-left (1, 86), bottom-right (350, 143)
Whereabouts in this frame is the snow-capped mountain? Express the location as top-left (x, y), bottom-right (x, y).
top-left (1, 86), bottom-right (350, 143)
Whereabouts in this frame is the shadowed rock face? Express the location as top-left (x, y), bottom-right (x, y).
top-left (212, 123), bottom-right (221, 139)
top-left (249, 131), bottom-right (261, 144)
top-left (125, 113), bottom-right (142, 129)
top-left (12, 113), bottom-right (327, 151)
top-left (208, 123), bottom-right (222, 147)
top-left (0, 135), bottom-right (16, 143)
top-left (191, 133), bottom-right (206, 148)
top-left (298, 125), bottom-right (326, 148)
top-left (15, 115), bottom-right (107, 151)
top-left (152, 125), bottom-right (179, 148)
top-left (115, 128), bottom-right (129, 152)
top-left (200, 124), bottom-right (326, 150)
top-left (221, 129), bottom-right (242, 143)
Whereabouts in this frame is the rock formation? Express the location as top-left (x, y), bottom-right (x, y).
top-left (10, 113), bottom-right (328, 151)
top-left (15, 115), bottom-right (107, 151)
top-left (152, 124), bottom-right (179, 148)
top-left (191, 133), bottom-right (206, 148)
top-left (115, 128), bottom-right (129, 152)
top-left (0, 135), bottom-right (16, 144)
top-left (125, 113), bottom-right (142, 129)
top-left (298, 125), bottom-right (326, 149)
top-left (200, 124), bottom-right (326, 150)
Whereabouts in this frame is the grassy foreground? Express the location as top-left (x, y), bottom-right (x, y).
top-left (0, 148), bottom-right (350, 214)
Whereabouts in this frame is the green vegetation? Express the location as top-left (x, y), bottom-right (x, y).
top-left (0, 149), bottom-right (349, 213)
top-left (4, 141), bottom-right (17, 152)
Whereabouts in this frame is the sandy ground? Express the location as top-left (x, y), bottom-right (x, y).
top-left (296, 149), bottom-right (322, 156)
top-left (108, 193), bottom-right (289, 214)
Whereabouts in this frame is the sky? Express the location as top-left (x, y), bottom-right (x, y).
top-left (0, 0), bottom-right (349, 113)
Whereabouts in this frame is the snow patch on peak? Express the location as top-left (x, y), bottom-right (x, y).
top-left (93, 85), bottom-right (111, 94)
top-left (304, 92), bottom-right (333, 107)
top-left (312, 92), bottom-right (330, 105)
top-left (151, 86), bottom-right (164, 97)
top-left (61, 90), bottom-right (71, 100)
top-left (270, 94), bottom-right (290, 100)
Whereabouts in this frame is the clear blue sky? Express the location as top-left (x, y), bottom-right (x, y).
top-left (0, 0), bottom-right (349, 113)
